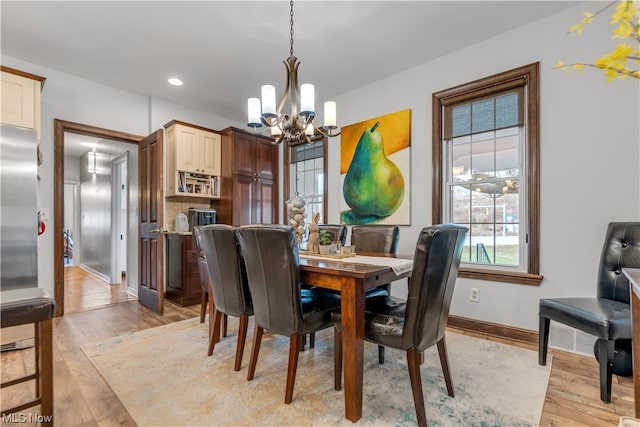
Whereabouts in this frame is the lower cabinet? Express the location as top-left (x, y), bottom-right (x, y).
top-left (165, 233), bottom-right (202, 307)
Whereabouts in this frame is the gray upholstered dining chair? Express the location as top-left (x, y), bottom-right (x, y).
top-left (318, 224), bottom-right (347, 246)
top-left (193, 224), bottom-right (253, 371)
top-left (350, 224), bottom-right (400, 296)
top-left (539, 222), bottom-right (640, 403)
top-left (333, 224), bottom-right (468, 427)
top-left (235, 224), bottom-right (342, 404)
top-left (303, 224), bottom-right (347, 350)
top-left (195, 249), bottom-right (227, 337)
top-left (350, 224), bottom-right (401, 362)
top-left (350, 224), bottom-right (400, 254)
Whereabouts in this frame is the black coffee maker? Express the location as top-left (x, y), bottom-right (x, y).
top-left (188, 208), bottom-right (216, 231)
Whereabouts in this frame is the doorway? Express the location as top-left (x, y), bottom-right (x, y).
top-left (63, 182), bottom-right (78, 266)
top-left (53, 120), bottom-right (143, 316)
top-left (111, 152), bottom-right (128, 286)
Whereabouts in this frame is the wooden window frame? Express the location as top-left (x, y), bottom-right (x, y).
top-left (283, 139), bottom-right (328, 224)
top-left (432, 62), bottom-right (542, 286)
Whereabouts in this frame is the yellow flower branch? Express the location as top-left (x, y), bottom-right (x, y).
top-left (554, 0), bottom-right (640, 81)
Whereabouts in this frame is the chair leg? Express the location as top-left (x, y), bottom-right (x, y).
top-left (208, 309), bottom-right (223, 356)
top-left (334, 327), bottom-right (343, 391)
top-left (199, 289), bottom-right (207, 323)
top-left (309, 332), bottom-right (315, 349)
top-left (222, 313), bottom-right (228, 338)
top-left (539, 316), bottom-right (550, 366)
top-left (437, 336), bottom-right (455, 397)
top-left (407, 348), bottom-right (427, 427)
top-left (234, 314), bottom-right (249, 372)
top-left (597, 338), bottom-right (615, 403)
top-left (207, 290), bottom-right (216, 341)
top-left (298, 334), bottom-right (306, 351)
top-left (378, 345), bottom-right (385, 364)
top-left (247, 326), bottom-right (263, 381)
top-left (285, 334), bottom-right (302, 404)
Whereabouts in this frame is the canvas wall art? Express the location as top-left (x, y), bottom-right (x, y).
top-left (340, 109), bottom-right (411, 225)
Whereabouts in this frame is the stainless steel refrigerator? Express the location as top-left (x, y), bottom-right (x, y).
top-left (1, 123), bottom-right (39, 290)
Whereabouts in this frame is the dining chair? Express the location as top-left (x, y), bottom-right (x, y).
top-left (539, 222), bottom-right (640, 403)
top-left (195, 250), bottom-right (228, 340)
top-left (301, 224), bottom-right (347, 350)
top-left (193, 224), bottom-right (253, 371)
top-left (196, 253), bottom-right (210, 323)
top-left (333, 224), bottom-right (467, 427)
top-left (318, 224), bottom-right (347, 246)
top-left (350, 224), bottom-right (400, 362)
top-left (350, 224), bottom-right (400, 296)
top-left (235, 224), bottom-right (342, 404)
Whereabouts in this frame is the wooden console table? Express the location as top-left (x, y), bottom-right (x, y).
top-left (623, 268), bottom-right (640, 418)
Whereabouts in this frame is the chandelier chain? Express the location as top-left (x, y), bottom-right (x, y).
top-left (289, 0), bottom-right (294, 57)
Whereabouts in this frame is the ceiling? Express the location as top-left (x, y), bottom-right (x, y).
top-left (2, 1), bottom-right (580, 128)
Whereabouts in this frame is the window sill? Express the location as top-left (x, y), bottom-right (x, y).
top-left (458, 267), bottom-right (543, 286)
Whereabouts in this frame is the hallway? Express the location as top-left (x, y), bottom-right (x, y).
top-left (64, 266), bottom-right (136, 314)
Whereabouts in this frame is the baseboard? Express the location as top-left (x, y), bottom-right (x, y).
top-left (447, 315), bottom-right (538, 346)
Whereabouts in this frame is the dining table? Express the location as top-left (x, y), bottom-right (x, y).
top-left (298, 251), bottom-right (413, 423)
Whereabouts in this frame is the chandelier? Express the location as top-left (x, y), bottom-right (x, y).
top-left (247, 0), bottom-right (340, 146)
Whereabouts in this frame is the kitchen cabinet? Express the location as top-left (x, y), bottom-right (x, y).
top-left (1, 66), bottom-right (45, 143)
top-left (165, 233), bottom-right (201, 307)
top-left (218, 127), bottom-right (279, 225)
top-left (165, 120), bottom-right (221, 199)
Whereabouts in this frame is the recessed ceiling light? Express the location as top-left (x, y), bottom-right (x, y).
top-left (168, 77), bottom-right (183, 86)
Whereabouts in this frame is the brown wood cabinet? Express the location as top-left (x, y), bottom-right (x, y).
top-left (165, 233), bottom-right (201, 307)
top-left (218, 127), bottom-right (279, 225)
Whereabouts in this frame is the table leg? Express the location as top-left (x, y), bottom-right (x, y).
top-left (341, 277), bottom-right (365, 422)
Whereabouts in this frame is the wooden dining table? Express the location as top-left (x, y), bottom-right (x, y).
top-left (298, 252), bottom-right (412, 423)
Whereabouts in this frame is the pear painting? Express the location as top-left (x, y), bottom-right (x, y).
top-left (342, 122), bottom-right (405, 222)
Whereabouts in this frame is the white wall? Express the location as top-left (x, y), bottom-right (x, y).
top-left (1, 55), bottom-right (243, 299)
top-left (328, 3), bottom-right (640, 332)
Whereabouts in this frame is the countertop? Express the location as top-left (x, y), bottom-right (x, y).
top-left (163, 231), bottom-right (193, 236)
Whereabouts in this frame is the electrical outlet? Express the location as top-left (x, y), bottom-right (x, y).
top-left (470, 288), bottom-right (480, 302)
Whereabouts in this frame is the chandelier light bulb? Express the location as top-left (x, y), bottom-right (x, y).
top-left (248, 98), bottom-right (262, 127)
top-left (300, 84), bottom-right (315, 115)
top-left (305, 123), bottom-right (314, 136)
top-left (261, 85), bottom-right (277, 117)
top-left (324, 101), bottom-right (337, 128)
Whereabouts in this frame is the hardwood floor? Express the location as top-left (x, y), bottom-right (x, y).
top-left (64, 266), bottom-right (136, 314)
top-left (1, 300), bottom-right (635, 426)
top-left (448, 328), bottom-right (635, 426)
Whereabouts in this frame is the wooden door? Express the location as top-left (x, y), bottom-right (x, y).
top-left (232, 131), bottom-right (256, 176)
top-left (201, 131), bottom-right (221, 176)
top-left (255, 137), bottom-right (278, 181)
top-left (232, 174), bottom-right (255, 225)
top-left (175, 124), bottom-right (198, 174)
top-left (256, 179), bottom-right (277, 224)
top-left (138, 130), bottom-right (164, 314)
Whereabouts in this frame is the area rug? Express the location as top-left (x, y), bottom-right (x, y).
top-left (82, 317), bottom-right (551, 426)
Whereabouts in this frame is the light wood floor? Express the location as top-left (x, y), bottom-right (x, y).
top-left (64, 266), bottom-right (136, 314)
top-left (1, 298), bottom-right (635, 426)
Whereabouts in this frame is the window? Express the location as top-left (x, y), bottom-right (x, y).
top-left (432, 63), bottom-right (542, 286)
top-left (284, 139), bottom-right (328, 224)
